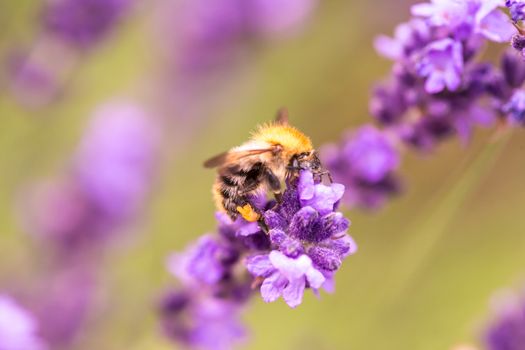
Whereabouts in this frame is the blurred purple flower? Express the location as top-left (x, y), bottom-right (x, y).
top-left (321, 126), bottom-right (402, 209)
top-left (74, 101), bottom-right (159, 222)
top-left (0, 295), bottom-right (46, 350)
top-left (7, 52), bottom-right (60, 108)
top-left (485, 292), bottom-right (525, 350)
top-left (411, 0), bottom-right (474, 34)
top-left (371, 0), bottom-right (516, 154)
top-left (502, 89), bottom-right (525, 125)
top-left (43, 0), bottom-right (132, 49)
top-left (506, 0), bottom-right (525, 23)
top-left (20, 101), bottom-right (159, 248)
top-left (159, 0), bottom-right (318, 76)
top-left (416, 38), bottom-right (464, 93)
top-left (247, 0), bottom-right (317, 37)
top-left (160, 292), bottom-right (245, 350)
top-left (476, 2), bottom-right (515, 42)
top-left (32, 267), bottom-right (96, 348)
top-left (374, 19), bottom-right (431, 61)
top-left (167, 235), bottom-right (234, 286)
top-left (411, 0), bottom-right (514, 42)
top-left (161, 216), bottom-right (256, 349)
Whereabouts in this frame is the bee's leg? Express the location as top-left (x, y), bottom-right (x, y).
top-left (258, 216), bottom-right (269, 234)
top-left (264, 168), bottom-right (283, 203)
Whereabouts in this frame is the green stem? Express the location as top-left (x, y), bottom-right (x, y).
top-left (383, 135), bottom-right (511, 304)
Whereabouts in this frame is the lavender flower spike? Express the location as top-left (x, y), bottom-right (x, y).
top-left (245, 171), bottom-right (356, 307)
top-left (74, 101), bottom-right (159, 222)
top-left (0, 295), bottom-right (46, 350)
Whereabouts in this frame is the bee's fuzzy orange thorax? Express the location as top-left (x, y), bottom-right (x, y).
top-left (251, 123), bottom-right (313, 156)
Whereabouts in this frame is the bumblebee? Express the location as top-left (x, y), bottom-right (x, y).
top-left (204, 109), bottom-right (328, 222)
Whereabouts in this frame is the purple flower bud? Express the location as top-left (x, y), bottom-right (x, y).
top-left (502, 90), bottom-right (525, 125)
top-left (168, 235), bottom-right (230, 286)
top-left (502, 50), bottom-right (525, 87)
top-left (307, 246), bottom-right (342, 271)
top-left (321, 212), bottom-right (350, 237)
top-left (511, 33), bottom-right (525, 56)
top-left (264, 210), bottom-right (288, 230)
top-left (329, 235), bottom-right (358, 257)
top-left (289, 206), bottom-right (319, 240)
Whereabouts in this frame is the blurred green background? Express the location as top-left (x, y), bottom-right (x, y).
top-left (1, 1), bottom-right (525, 349)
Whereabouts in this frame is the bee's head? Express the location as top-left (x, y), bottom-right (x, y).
top-left (289, 150), bottom-right (324, 174)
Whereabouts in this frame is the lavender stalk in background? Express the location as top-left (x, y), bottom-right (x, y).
top-left (323, 0), bottom-right (525, 211)
top-left (161, 171), bottom-right (356, 348)
top-left (0, 295), bottom-right (46, 350)
top-left (21, 101), bottom-right (159, 249)
top-left (371, 0), bottom-right (514, 151)
top-left (159, 0), bottom-right (318, 76)
top-left (7, 0), bottom-right (133, 107)
top-left (16, 101), bottom-right (159, 347)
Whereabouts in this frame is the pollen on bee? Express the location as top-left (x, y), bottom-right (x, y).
top-left (236, 204), bottom-right (260, 222)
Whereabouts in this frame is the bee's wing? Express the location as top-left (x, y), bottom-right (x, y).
top-left (275, 107), bottom-right (289, 125)
top-left (203, 148), bottom-right (275, 168)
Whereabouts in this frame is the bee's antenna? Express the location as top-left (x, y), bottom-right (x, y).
top-left (275, 107), bottom-right (289, 125)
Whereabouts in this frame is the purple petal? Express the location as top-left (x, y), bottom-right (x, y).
top-left (411, 2), bottom-right (435, 17)
top-left (245, 254), bottom-right (274, 277)
top-left (321, 272), bottom-right (336, 293)
top-left (298, 171), bottom-right (315, 200)
top-left (477, 9), bottom-right (516, 42)
top-left (307, 246), bottom-right (342, 271)
top-left (0, 295), bottom-right (46, 350)
top-left (289, 206), bottom-right (318, 239)
top-left (305, 265), bottom-right (325, 288)
top-left (425, 73), bottom-right (447, 94)
top-left (282, 277), bottom-right (306, 308)
top-left (321, 212), bottom-right (350, 237)
top-left (263, 210), bottom-right (287, 230)
top-left (374, 35), bottom-right (403, 60)
top-left (278, 237), bottom-right (305, 258)
top-left (305, 183), bottom-right (345, 215)
top-left (268, 229), bottom-right (287, 246)
top-left (236, 221), bottom-right (261, 237)
top-left (269, 251), bottom-right (311, 279)
top-left (260, 273), bottom-right (287, 303)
